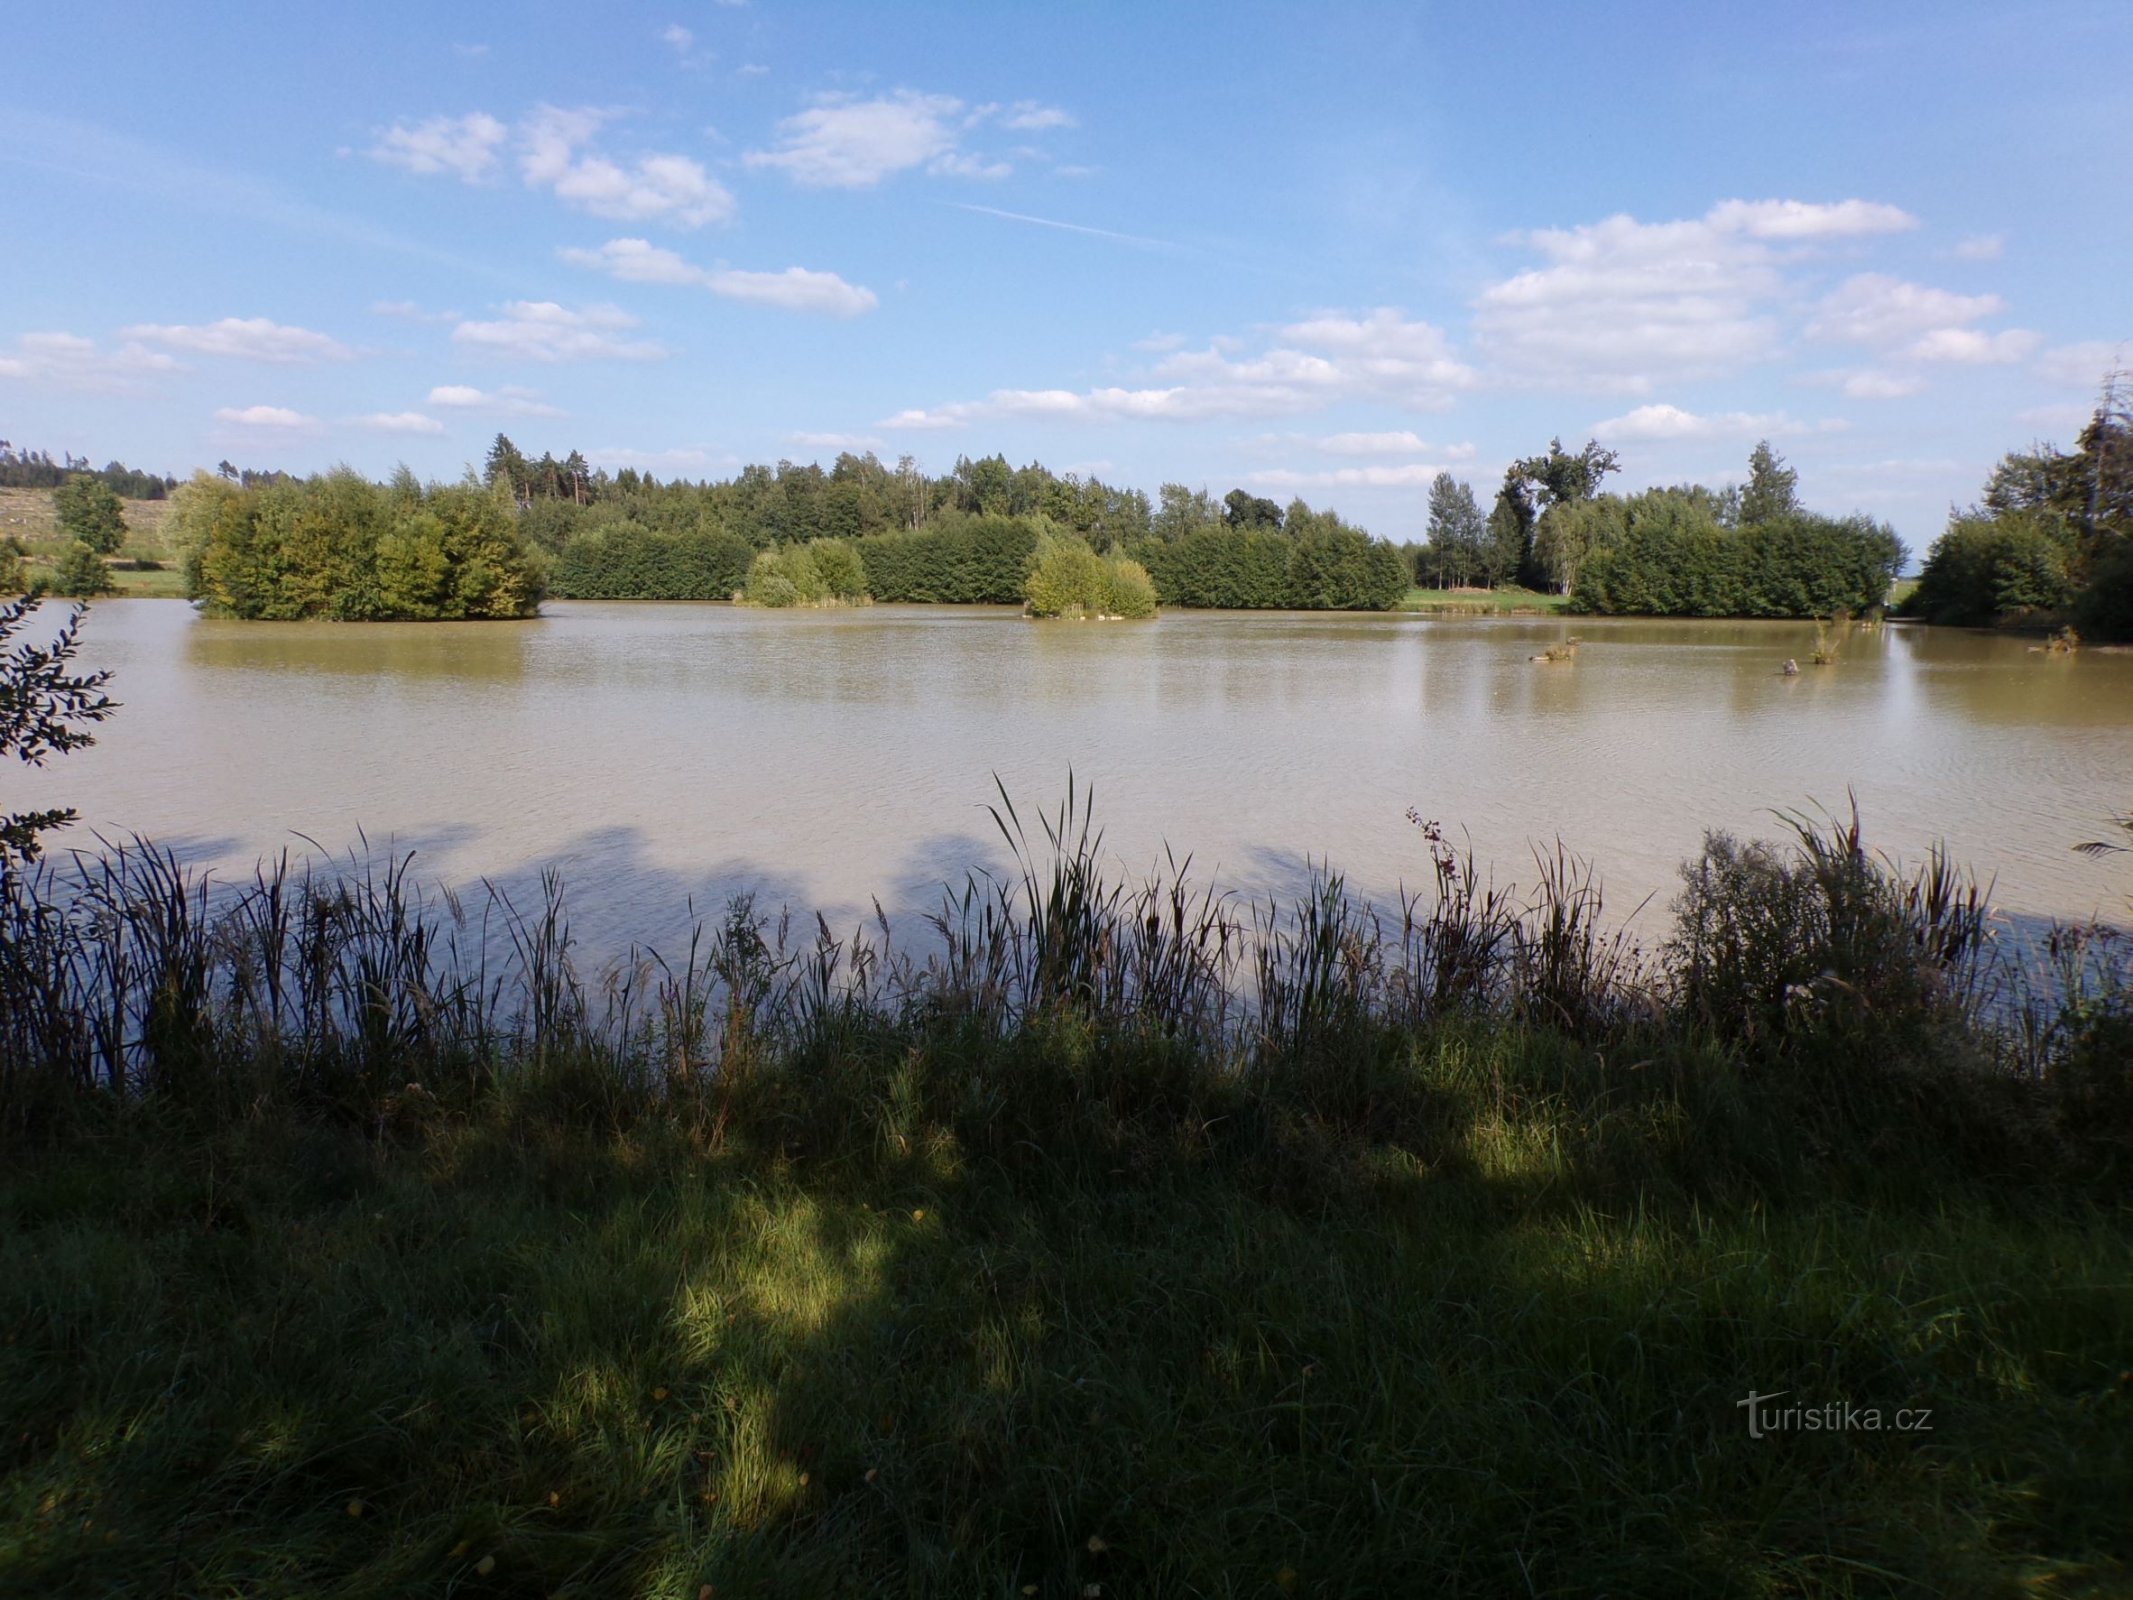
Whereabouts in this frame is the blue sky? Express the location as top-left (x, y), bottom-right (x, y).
top-left (3, 0), bottom-right (2127, 546)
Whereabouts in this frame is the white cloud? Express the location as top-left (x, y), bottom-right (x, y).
top-left (123, 316), bottom-right (352, 363)
top-left (1953, 233), bottom-right (2005, 261)
top-left (2032, 341), bottom-right (2127, 389)
top-left (583, 444), bottom-right (730, 474)
top-left (520, 105), bottom-right (734, 227)
top-left (1841, 370), bottom-right (1926, 400)
top-left (2015, 402), bottom-right (2095, 434)
top-left (371, 299), bottom-right (462, 322)
top-left (213, 404), bottom-right (318, 430)
top-left (745, 90), bottom-right (1013, 188)
top-left (369, 113), bottom-right (508, 182)
top-left (1592, 404), bottom-right (1843, 442)
top-left (883, 308), bottom-right (1472, 429)
top-left (0, 331), bottom-right (178, 391)
top-left (661, 23), bottom-right (694, 51)
top-left (789, 431), bottom-right (886, 452)
top-left (1314, 430), bottom-right (1437, 456)
top-left (1702, 198), bottom-right (1917, 239)
top-left (354, 411), bottom-right (445, 434)
top-left (1001, 101), bottom-right (1075, 131)
top-left (425, 383), bottom-right (565, 416)
top-left (559, 237), bottom-right (879, 316)
top-left (1133, 331), bottom-right (1188, 352)
top-left (1906, 327), bottom-right (2041, 364)
top-left (451, 301), bottom-right (666, 362)
top-left (1248, 463), bottom-right (1461, 490)
top-left (1806, 274), bottom-right (2004, 347)
top-left (1474, 197), bottom-right (1918, 392)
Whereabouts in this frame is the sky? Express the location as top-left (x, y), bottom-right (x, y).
top-left (2, 0), bottom-right (2128, 548)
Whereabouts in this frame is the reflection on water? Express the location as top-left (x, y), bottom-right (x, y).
top-left (19, 598), bottom-right (2133, 957)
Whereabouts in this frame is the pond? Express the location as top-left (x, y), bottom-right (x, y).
top-left (17, 599), bottom-right (2131, 959)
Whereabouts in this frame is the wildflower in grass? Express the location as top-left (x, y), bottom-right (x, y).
top-left (912, 1208), bottom-right (924, 1221)
top-left (475, 1554), bottom-right (496, 1575)
top-left (1086, 1534), bottom-right (1108, 1554)
top-left (345, 1500), bottom-right (363, 1518)
top-left (653, 1386), bottom-right (669, 1401)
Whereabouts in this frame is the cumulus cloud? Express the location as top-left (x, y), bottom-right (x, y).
top-left (1473, 198), bottom-right (1919, 392)
top-left (558, 237), bottom-right (880, 317)
top-left (520, 105), bottom-right (734, 226)
top-left (881, 309), bottom-right (1472, 430)
top-left (425, 383), bottom-right (566, 416)
top-left (373, 105), bottom-right (733, 226)
top-left (213, 404), bottom-right (319, 430)
top-left (1702, 198), bottom-right (1917, 239)
top-left (1953, 233), bottom-right (2005, 261)
top-left (369, 112), bottom-right (509, 182)
top-left (123, 316), bottom-right (352, 363)
top-left (1592, 404), bottom-right (1843, 442)
top-left (354, 411), bottom-right (445, 434)
top-left (1312, 431), bottom-right (1440, 456)
top-left (1806, 274), bottom-right (2004, 347)
top-left (661, 23), bottom-right (694, 52)
top-left (743, 89), bottom-right (1062, 188)
top-left (0, 331), bottom-right (178, 391)
top-left (451, 301), bottom-right (666, 362)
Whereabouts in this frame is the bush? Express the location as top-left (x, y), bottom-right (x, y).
top-left (1574, 494), bottom-right (1900, 618)
top-left (1026, 534), bottom-right (1158, 618)
top-left (857, 514), bottom-right (1037, 603)
top-left (550, 521), bottom-right (754, 601)
top-left (741, 544), bottom-right (828, 607)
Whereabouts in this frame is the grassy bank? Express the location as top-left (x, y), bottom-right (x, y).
top-left (2, 797), bottom-right (2130, 1595)
top-left (1397, 585), bottom-right (1569, 615)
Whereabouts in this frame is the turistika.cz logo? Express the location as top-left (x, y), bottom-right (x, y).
top-left (1737, 1390), bottom-right (1934, 1439)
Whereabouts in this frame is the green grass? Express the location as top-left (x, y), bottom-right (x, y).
top-left (1396, 585), bottom-right (1569, 615)
top-left (3, 1031), bottom-right (2128, 1598)
top-left (1889, 576), bottom-right (1921, 610)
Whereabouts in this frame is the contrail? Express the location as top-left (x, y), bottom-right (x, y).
top-left (943, 201), bottom-right (1185, 253)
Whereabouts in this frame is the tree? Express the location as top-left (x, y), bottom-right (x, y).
top-left (54, 476), bottom-right (127, 555)
top-left (1515, 437), bottom-right (1621, 511)
top-left (1, 597), bottom-right (117, 864)
top-left (1739, 440), bottom-right (1800, 525)
top-left (0, 536), bottom-right (26, 596)
top-left (1222, 488), bottom-right (1284, 530)
top-left (1485, 473), bottom-right (1535, 588)
top-left (53, 541), bottom-right (115, 598)
top-left (1425, 473), bottom-right (1487, 589)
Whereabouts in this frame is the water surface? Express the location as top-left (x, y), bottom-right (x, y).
top-left (19, 600), bottom-right (2130, 956)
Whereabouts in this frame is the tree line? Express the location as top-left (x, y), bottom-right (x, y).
top-left (1410, 438), bottom-right (1905, 618)
top-left (0, 443), bottom-right (174, 500)
top-left (506, 436), bottom-right (1412, 612)
top-left (1902, 377), bottom-right (2132, 639)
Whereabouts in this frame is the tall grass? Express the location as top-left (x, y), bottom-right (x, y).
top-left (0, 785), bottom-right (2124, 1155)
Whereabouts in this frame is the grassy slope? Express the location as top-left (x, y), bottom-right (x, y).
top-left (1, 486), bottom-right (185, 597)
top-left (3, 1034), bottom-right (2127, 1598)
